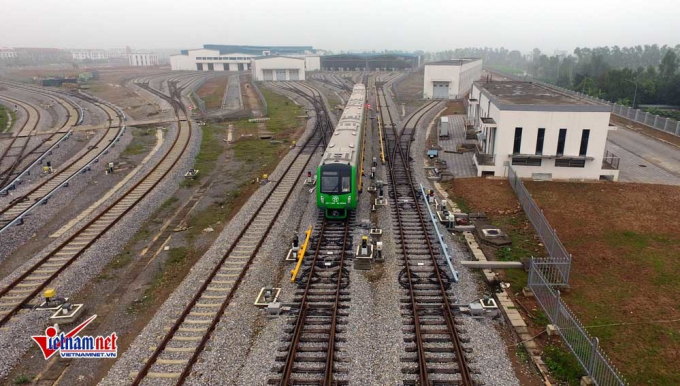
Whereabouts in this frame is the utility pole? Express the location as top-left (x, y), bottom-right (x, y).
top-left (625, 79), bottom-right (638, 109)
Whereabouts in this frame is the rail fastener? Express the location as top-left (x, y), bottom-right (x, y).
top-left (290, 225), bottom-right (313, 282)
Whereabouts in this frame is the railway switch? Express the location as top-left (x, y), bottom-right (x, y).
top-left (355, 236), bottom-right (373, 270)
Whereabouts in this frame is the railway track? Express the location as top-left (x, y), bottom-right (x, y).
top-left (0, 94), bottom-right (42, 188)
top-left (377, 86), bottom-right (474, 386)
top-left (0, 83), bottom-right (83, 192)
top-left (0, 77), bottom-right (194, 327)
top-left (129, 80), bottom-right (333, 385)
top-left (0, 94), bottom-right (120, 232)
top-left (270, 213), bottom-right (353, 385)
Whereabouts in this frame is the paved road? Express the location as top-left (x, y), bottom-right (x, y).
top-left (607, 126), bottom-right (680, 185)
top-left (437, 115), bottom-right (477, 178)
top-left (222, 74), bottom-right (243, 111)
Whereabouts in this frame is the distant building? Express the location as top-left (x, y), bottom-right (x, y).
top-left (468, 80), bottom-right (619, 181)
top-left (105, 48), bottom-right (129, 59)
top-left (129, 53), bottom-right (159, 66)
top-left (13, 48), bottom-right (71, 64)
top-left (251, 56), bottom-right (306, 81)
top-left (423, 59), bottom-right (482, 100)
top-left (171, 44), bottom-right (318, 72)
top-left (320, 53), bottom-right (420, 71)
top-left (0, 48), bottom-right (17, 59)
top-left (70, 49), bottom-right (107, 60)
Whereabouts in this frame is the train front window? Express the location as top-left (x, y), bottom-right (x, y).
top-left (320, 165), bottom-right (351, 194)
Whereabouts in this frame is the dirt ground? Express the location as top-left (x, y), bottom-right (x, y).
top-left (5, 66), bottom-right (165, 121)
top-left (449, 178), bottom-right (680, 385)
top-left (196, 75), bottom-right (229, 110)
top-left (393, 69), bottom-right (423, 101)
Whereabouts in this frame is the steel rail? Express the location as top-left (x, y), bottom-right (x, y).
top-left (132, 80), bottom-right (332, 385)
top-left (0, 77), bottom-right (193, 327)
top-left (380, 89), bottom-right (473, 385)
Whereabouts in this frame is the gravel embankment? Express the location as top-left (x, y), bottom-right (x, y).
top-left (0, 115), bottom-right (201, 381)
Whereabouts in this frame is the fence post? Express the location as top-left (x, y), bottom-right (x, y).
top-left (653, 115), bottom-right (658, 127)
top-left (589, 337), bottom-right (599, 375)
top-left (553, 290), bottom-right (561, 323)
top-left (634, 109), bottom-right (639, 121)
top-left (676, 121), bottom-right (680, 136)
top-left (664, 118), bottom-right (670, 132)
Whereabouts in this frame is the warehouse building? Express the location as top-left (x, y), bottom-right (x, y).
top-left (423, 59), bottom-right (482, 99)
top-left (321, 53), bottom-right (420, 71)
top-left (129, 52), bottom-right (159, 66)
top-left (468, 81), bottom-right (619, 181)
top-left (251, 56), bottom-right (305, 81)
top-left (171, 44), bottom-right (319, 72)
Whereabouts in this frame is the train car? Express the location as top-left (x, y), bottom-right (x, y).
top-left (316, 84), bottom-right (366, 219)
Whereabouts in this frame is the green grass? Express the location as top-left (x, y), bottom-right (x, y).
top-left (182, 124), bottom-right (224, 187)
top-left (127, 247), bottom-right (192, 315)
top-left (186, 188), bottom-right (242, 241)
top-left (452, 196), bottom-right (471, 213)
top-left (121, 128), bottom-right (155, 157)
top-left (13, 374), bottom-right (31, 385)
top-left (260, 88), bottom-right (303, 133)
top-left (544, 344), bottom-right (586, 385)
top-left (110, 252), bottom-right (132, 269)
top-left (0, 105), bottom-right (16, 133)
top-left (158, 196), bottom-right (179, 212)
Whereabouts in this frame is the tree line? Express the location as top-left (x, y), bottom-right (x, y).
top-left (424, 45), bottom-right (680, 109)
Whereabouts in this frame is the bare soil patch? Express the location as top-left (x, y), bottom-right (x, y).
top-left (196, 75), bottom-right (229, 110)
top-left (394, 69), bottom-right (423, 101)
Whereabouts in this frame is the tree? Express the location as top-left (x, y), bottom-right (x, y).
top-left (659, 50), bottom-right (678, 81)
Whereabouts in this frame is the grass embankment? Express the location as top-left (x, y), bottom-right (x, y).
top-left (0, 104), bottom-right (16, 133)
top-left (527, 181), bottom-right (680, 385)
top-left (260, 88), bottom-right (303, 133)
top-left (449, 178), bottom-right (680, 385)
top-left (196, 76), bottom-right (229, 110)
top-left (120, 127), bottom-right (157, 157)
top-left (181, 124), bottom-right (223, 187)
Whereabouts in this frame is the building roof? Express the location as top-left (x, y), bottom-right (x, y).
top-left (251, 55), bottom-right (304, 61)
top-left (426, 58), bottom-right (481, 66)
top-left (474, 81), bottom-right (611, 112)
top-left (322, 53), bottom-right (420, 59)
top-left (178, 44), bottom-right (314, 56)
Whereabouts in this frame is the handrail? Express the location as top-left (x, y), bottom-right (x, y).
top-left (420, 183), bottom-right (458, 282)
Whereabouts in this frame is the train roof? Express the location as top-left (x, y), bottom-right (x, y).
top-left (321, 85), bottom-right (366, 165)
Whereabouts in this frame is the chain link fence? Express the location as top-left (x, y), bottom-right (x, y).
top-left (507, 166), bottom-right (571, 285)
top-left (506, 165), bottom-right (627, 385)
top-left (529, 261), bottom-right (628, 386)
top-left (487, 68), bottom-right (680, 137)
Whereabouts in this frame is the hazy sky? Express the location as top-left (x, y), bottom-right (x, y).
top-left (2, 0), bottom-right (678, 54)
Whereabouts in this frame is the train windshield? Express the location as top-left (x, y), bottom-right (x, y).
top-left (320, 164), bottom-right (351, 194)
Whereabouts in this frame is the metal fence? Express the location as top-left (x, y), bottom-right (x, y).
top-left (507, 166), bottom-right (571, 285)
top-left (529, 260), bottom-right (628, 386)
top-left (487, 68), bottom-right (680, 138)
top-left (190, 78), bottom-right (207, 112)
top-left (251, 80), bottom-right (268, 116)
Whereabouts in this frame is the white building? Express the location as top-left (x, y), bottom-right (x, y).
top-left (170, 44), bottom-right (319, 72)
top-left (0, 48), bottom-right (17, 59)
top-left (423, 59), bottom-right (482, 99)
top-left (251, 56), bottom-right (306, 81)
top-left (468, 81), bottom-right (619, 181)
top-left (70, 49), bottom-right (107, 61)
top-left (129, 53), bottom-right (159, 66)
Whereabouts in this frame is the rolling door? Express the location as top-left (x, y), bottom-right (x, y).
top-left (276, 70), bottom-right (287, 81)
top-left (433, 81), bottom-right (449, 99)
top-left (238, 63), bottom-right (244, 71)
top-left (263, 70), bottom-right (273, 81)
top-left (289, 70), bottom-right (299, 81)
top-left (196, 63), bottom-right (203, 71)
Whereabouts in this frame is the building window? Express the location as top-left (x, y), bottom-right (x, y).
top-left (512, 156), bottom-right (542, 166)
top-left (556, 128), bottom-right (567, 156)
top-left (555, 158), bottom-right (586, 167)
top-left (513, 127), bottom-right (522, 154)
top-left (579, 129), bottom-right (590, 157)
top-left (536, 128), bottom-right (545, 155)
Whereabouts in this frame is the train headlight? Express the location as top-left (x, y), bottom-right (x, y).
top-left (320, 196), bottom-right (324, 203)
top-left (347, 196), bottom-right (351, 203)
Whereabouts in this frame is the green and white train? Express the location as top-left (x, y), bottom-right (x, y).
top-left (316, 84), bottom-right (367, 219)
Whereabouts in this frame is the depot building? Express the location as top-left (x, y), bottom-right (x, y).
top-left (423, 59), bottom-right (482, 99)
top-left (170, 44), bottom-right (320, 73)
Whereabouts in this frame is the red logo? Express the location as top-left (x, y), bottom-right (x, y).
top-left (31, 315), bottom-right (118, 359)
